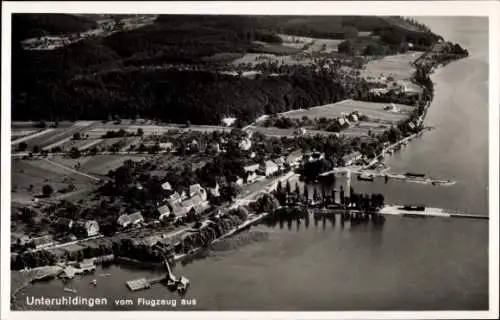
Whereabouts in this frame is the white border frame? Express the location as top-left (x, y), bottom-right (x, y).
top-left (1, 1), bottom-right (499, 319)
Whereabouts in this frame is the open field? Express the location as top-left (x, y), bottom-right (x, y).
top-left (11, 159), bottom-right (98, 204)
top-left (278, 34), bottom-right (343, 53)
top-left (252, 41), bottom-right (302, 55)
top-left (11, 122), bottom-right (98, 150)
top-left (247, 125), bottom-right (338, 138)
top-left (281, 99), bottom-right (415, 123)
top-left (341, 121), bottom-right (391, 137)
top-left (361, 52), bottom-right (421, 81)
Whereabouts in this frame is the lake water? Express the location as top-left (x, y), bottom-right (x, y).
top-left (13, 17), bottom-right (489, 311)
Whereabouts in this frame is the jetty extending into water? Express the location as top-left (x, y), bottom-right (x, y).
top-left (379, 205), bottom-right (488, 220)
top-left (305, 205), bottom-right (488, 220)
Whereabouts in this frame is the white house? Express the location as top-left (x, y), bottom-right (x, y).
top-left (129, 212), bottom-right (144, 226)
top-left (157, 205), bottom-right (171, 220)
top-left (161, 181), bottom-right (172, 191)
top-left (349, 113), bottom-right (359, 122)
top-left (246, 171), bottom-right (258, 183)
top-left (181, 194), bottom-right (204, 212)
top-left (84, 220), bottom-right (99, 237)
top-left (308, 152), bottom-right (325, 162)
top-left (221, 117), bottom-right (237, 127)
top-left (159, 142), bottom-right (173, 151)
top-left (244, 164), bottom-right (260, 173)
top-left (167, 192), bottom-right (182, 207)
top-left (189, 183), bottom-right (207, 201)
top-left (273, 157), bottom-right (286, 171)
top-left (260, 160), bottom-right (279, 176)
top-left (238, 138), bottom-right (252, 151)
top-left (117, 214), bottom-right (132, 228)
top-left (286, 150), bottom-right (303, 167)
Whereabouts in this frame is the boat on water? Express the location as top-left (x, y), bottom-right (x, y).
top-left (402, 205), bottom-right (426, 211)
top-left (63, 288), bottom-right (77, 293)
top-left (357, 173), bottom-right (374, 182)
top-left (405, 172), bottom-right (426, 178)
top-left (432, 180), bottom-right (456, 186)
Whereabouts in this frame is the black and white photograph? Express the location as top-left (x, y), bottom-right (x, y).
top-left (1, 1), bottom-right (499, 318)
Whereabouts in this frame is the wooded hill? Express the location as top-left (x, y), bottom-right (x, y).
top-left (12, 14), bottom-right (442, 123)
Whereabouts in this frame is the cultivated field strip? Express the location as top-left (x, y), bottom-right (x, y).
top-left (11, 129), bottom-right (55, 145)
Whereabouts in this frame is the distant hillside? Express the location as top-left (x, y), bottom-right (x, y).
top-left (12, 13), bottom-right (98, 41)
top-left (11, 15), bottom-right (443, 123)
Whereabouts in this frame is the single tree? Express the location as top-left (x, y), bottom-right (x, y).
top-left (42, 184), bottom-right (54, 197)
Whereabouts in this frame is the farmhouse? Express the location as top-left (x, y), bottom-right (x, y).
top-left (260, 160), bottom-right (279, 176)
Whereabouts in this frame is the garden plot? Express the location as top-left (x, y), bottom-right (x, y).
top-left (361, 52), bottom-right (421, 81)
top-left (11, 159), bottom-right (95, 202)
top-left (11, 129), bottom-right (38, 140)
top-left (73, 139), bottom-right (104, 151)
top-left (79, 155), bottom-right (149, 176)
top-left (281, 99), bottom-right (415, 123)
top-left (11, 128), bottom-right (57, 146)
